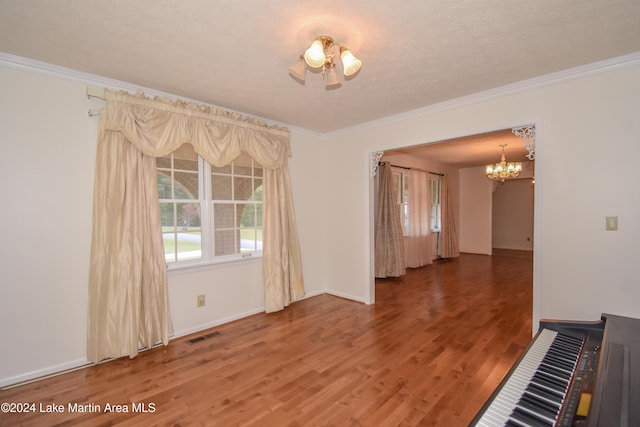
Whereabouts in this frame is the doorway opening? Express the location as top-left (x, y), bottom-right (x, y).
top-left (369, 125), bottom-right (538, 330)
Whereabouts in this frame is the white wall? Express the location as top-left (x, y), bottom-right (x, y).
top-left (0, 67), bottom-right (95, 385)
top-left (324, 60), bottom-right (640, 330)
top-left (2, 54), bottom-right (640, 387)
top-left (0, 63), bottom-right (328, 386)
top-left (492, 179), bottom-right (534, 250)
top-left (459, 166), bottom-right (493, 255)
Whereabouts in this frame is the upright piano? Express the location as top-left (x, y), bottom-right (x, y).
top-left (470, 313), bottom-right (640, 426)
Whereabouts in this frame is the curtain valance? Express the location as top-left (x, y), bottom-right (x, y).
top-left (102, 89), bottom-right (291, 168)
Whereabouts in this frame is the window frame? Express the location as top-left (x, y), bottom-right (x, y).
top-left (158, 151), bottom-right (264, 271)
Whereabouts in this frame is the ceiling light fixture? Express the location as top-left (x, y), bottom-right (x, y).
top-left (289, 35), bottom-right (361, 89)
top-left (486, 144), bottom-right (523, 182)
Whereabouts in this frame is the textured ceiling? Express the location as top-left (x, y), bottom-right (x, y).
top-left (1, 0), bottom-right (640, 136)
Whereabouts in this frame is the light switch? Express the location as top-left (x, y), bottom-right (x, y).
top-left (606, 216), bottom-right (618, 231)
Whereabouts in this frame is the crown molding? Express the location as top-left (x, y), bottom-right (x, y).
top-left (0, 51), bottom-right (150, 94)
top-left (324, 50), bottom-right (640, 138)
top-left (2, 50), bottom-right (639, 140)
top-left (0, 51), bottom-right (318, 136)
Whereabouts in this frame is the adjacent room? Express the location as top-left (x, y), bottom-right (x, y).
top-left (1, 1), bottom-right (640, 425)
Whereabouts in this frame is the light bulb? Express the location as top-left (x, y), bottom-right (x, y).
top-left (304, 40), bottom-right (326, 68)
top-left (340, 49), bottom-right (362, 76)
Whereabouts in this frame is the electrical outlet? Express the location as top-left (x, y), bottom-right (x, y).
top-left (197, 294), bottom-right (205, 307)
top-left (606, 216), bottom-right (618, 231)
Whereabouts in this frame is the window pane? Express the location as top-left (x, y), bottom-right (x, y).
top-left (179, 202), bottom-right (201, 229)
top-left (234, 164), bottom-right (252, 176)
top-left (157, 173), bottom-right (172, 199)
top-left (237, 203), bottom-right (255, 227)
top-left (174, 171), bottom-right (198, 199)
top-left (160, 202), bottom-right (176, 262)
top-left (256, 204), bottom-right (263, 226)
top-left (234, 177), bottom-right (253, 201)
top-left (211, 163), bottom-right (231, 174)
top-left (157, 157), bottom-right (171, 169)
top-left (160, 202), bottom-right (175, 227)
top-left (162, 233), bottom-right (177, 263)
top-left (214, 203), bottom-right (235, 229)
top-left (212, 174), bottom-right (232, 200)
top-left (176, 202), bottom-right (201, 261)
top-left (254, 181), bottom-right (263, 201)
top-left (177, 229), bottom-right (201, 261)
top-left (240, 228), bottom-right (260, 252)
top-left (215, 229), bottom-right (237, 256)
top-left (174, 158), bottom-right (197, 172)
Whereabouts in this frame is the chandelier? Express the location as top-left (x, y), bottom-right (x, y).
top-left (485, 144), bottom-right (522, 182)
top-left (289, 35), bottom-right (362, 88)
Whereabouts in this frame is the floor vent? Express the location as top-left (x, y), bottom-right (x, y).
top-left (187, 331), bottom-right (221, 344)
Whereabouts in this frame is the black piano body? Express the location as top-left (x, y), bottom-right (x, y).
top-left (470, 313), bottom-right (640, 426)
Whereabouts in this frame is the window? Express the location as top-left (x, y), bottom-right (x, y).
top-left (157, 144), bottom-right (202, 263)
top-left (157, 145), bottom-right (263, 267)
top-left (210, 153), bottom-right (263, 257)
top-left (392, 168), bottom-right (410, 236)
top-left (429, 176), bottom-right (441, 232)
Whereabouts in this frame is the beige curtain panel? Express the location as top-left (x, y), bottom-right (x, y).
top-left (374, 163), bottom-right (406, 278)
top-left (405, 169), bottom-right (432, 268)
top-left (440, 174), bottom-right (460, 259)
top-left (88, 90), bottom-right (305, 363)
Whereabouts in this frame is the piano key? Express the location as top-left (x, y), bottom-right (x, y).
top-left (543, 352), bottom-right (576, 369)
top-left (537, 362), bottom-right (572, 381)
top-left (530, 372), bottom-right (568, 394)
top-left (544, 352), bottom-right (578, 370)
top-left (472, 328), bottom-right (585, 426)
top-left (510, 407), bottom-right (554, 426)
top-left (555, 334), bottom-right (583, 345)
top-left (526, 382), bottom-right (564, 404)
top-left (518, 393), bottom-right (560, 420)
top-left (474, 329), bottom-right (558, 426)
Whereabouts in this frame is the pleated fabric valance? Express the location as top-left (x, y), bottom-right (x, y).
top-left (101, 89), bottom-right (291, 168)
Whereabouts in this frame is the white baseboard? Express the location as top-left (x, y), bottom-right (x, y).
top-left (171, 307), bottom-right (266, 339)
top-left (302, 289), bottom-right (325, 299)
top-left (172, 290), bottom-right (330, 339)
top-left (1, 358), bottom-right (91, 389)
top-left (324, 289), bottom-right (366, 304)
top-left (1, 289), bottom-right (360, 388)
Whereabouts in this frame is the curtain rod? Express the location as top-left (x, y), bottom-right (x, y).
top-left (86, 87), bottom-right (105, 117)
top-left (86, 86), bottom-right (105, 100)
top-left (379, 162), bottom-right (444, 177)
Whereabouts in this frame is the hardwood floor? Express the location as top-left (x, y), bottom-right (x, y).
top-left (1, 250), bottom-right (532, 426)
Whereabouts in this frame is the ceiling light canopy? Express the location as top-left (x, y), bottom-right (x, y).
top-left (486, 144), bottom-right (522, 182)
top-left (289, 35), bottom-right (361, 89)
